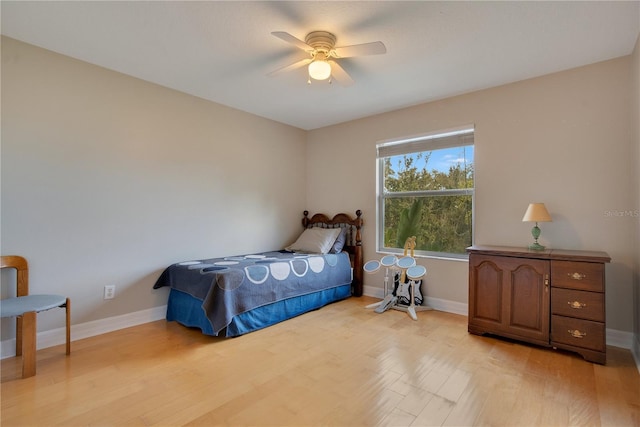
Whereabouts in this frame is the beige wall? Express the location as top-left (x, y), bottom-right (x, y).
top-left (632, 34), bottom-right (640, 357)
top-left (307, 56), bottom-right (636, 333)
top-left (1, 37), bottom-right (307, 336)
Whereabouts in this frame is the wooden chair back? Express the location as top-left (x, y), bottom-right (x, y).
top-left (1, 255), bottom-right (29, 297)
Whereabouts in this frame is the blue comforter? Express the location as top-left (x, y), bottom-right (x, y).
top-left (153, 251), bottom-right (352, 335)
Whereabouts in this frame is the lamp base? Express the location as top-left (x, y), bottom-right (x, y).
top-left (528, 223), bottom-right (546, 251)
top-left (528, 242), bottom-right (546, 251)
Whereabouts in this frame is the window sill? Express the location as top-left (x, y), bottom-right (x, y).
top-left (376, 250), bottom-right (469, 262)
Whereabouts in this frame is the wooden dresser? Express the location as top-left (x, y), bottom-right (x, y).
top-left (467, 245), bottom-right (610, 364)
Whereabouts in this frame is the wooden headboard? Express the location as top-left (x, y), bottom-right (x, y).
top-left (302, 210), bottom-right (363, 296)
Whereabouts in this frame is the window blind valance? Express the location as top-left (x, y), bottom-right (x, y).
top-left (377, 129), bottom-right (474, 158)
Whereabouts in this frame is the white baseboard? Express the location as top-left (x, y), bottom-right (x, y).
top-left (632, 334), bottom-right (640, 375)
top-left (1, 305), bottom-right (167, 359)
top-left (605, 328), bottom-right (634, 350)
top-left (362, 284), bottom-right (469, 316)
top-left (362, 285), bottom-right (635, 350)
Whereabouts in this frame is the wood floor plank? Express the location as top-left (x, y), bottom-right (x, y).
top-left (440, 372), bottom-right (491, 426)
top-left (379, 407), bottom-right (416, 427)
top-left (2, 296), bottom-right (639, 426)
top-left (412, 394), bottom-right (455, 426)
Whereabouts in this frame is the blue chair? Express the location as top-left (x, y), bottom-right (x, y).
top-left (0, 255), bottom-right (70, 378)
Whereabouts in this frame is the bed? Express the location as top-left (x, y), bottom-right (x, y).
top-left (153, 210), bottom-right (363, 337)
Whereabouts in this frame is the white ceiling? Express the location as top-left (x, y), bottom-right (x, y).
top-left (2, 1), bottom-right (639, 130)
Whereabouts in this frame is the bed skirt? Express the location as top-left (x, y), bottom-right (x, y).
top-left (166, 284), bottom-right (351, 337)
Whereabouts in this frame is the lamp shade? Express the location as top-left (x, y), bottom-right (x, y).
top-left (308, 60), bottom-right (331, 81)
top-left (522, 203), bottom-right (552, 222)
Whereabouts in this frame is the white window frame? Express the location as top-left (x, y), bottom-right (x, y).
top-left (376, 125), bottom-right (475, 260)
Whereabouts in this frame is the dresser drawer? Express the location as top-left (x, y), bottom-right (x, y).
top-left (551, 315), bottom-right (605, 352)
top-left (551, 288), bottom-right (604, 322)
top-left (551, 261), bottom-right (604, 292)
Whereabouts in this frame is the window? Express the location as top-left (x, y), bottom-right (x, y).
top-left (377, 127), bottom-right (474, 258)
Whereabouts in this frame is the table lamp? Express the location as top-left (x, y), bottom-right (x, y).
top-left (522, 203), bottom-right (552, 250)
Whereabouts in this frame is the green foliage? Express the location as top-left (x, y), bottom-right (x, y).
top-left (395, 199), bottom-right (423, 248)
top-left (383, 150), bottom-right (473, 254)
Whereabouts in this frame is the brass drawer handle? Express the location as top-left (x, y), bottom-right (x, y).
top-left (568, 329), bottom-right (586, 339)
top-left (568, 272), bottom-right (587, 280)
top-left (568, 301), bottom-right (586, 309)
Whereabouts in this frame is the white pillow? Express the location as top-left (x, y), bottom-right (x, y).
top-left (286, 228), bottom-right (342, 254)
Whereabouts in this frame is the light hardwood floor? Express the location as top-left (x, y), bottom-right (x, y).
top-left (2, 296), bottom-right (639, 426)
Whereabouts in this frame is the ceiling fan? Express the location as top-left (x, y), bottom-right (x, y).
top-left (268, 31), bottom-right (386, 86)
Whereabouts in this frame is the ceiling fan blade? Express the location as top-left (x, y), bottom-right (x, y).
top-left (271, 31), bottom-right (314, 52)
top-left (329, 60), bottom-right (354, 87)
top-left (267, 57), bottom-right (312, 77)
top-left (333, 41), bottom-right (386, 58)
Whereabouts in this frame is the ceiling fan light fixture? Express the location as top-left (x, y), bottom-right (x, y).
top-left (270, 30), bottom-right (385, 86)
top-left (308, 59), bottom-right (331, 81)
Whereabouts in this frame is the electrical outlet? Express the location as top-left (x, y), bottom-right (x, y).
top-left (104, 285), bottom-right (115, 300)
